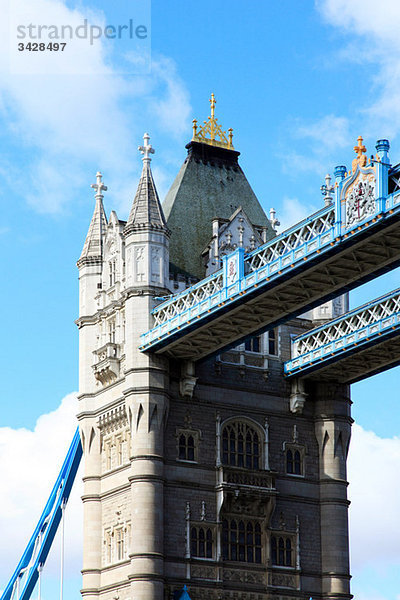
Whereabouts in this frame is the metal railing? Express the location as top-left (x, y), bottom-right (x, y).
top-left (284, 288), bottom-right (400, 376)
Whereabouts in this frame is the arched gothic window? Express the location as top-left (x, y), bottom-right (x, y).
top-left (222, 519), bottom-right (262, 563)
top-left (222, 421), bottom-right (261, 469)
top-left (271, 535), bottom-right (293, 567)
top-left (286, 448), bottom-right (302, 475)
top-left (179, 433), bottom-right (195, 461)
top-left (190, 526), bottom-right (213, 558)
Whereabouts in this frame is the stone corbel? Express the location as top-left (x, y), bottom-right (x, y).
top-left (180, 360), bottom-right (198, 399)
top-left (290, 378), bottom-right (307, 414)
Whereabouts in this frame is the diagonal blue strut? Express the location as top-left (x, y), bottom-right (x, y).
top-left (1, 427), bottom-right (82, 600)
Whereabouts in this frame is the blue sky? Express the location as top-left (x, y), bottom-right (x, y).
top-left (1, 1), bottom-right (400, 599)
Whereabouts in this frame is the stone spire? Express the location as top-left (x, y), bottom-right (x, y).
top-left (125, 133), bottom-right (167, 234)
top-left (78, 171), bottom-right (108, 263)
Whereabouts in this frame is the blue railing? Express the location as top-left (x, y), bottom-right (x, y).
top-left (140, 204), bottom-right (337, 349)
top-left (284, 287), bottom-right (400, 377)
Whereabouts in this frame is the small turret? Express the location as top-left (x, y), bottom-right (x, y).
top-left (124, 133), bottom-right (169, 290)
top-left (125, 133), bottom-right (168, 235)
top-left (77, 171), bottom-right (108, 318)
top-left (78, 171), bottom-right (108, 264)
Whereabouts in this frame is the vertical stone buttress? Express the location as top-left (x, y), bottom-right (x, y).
top-left (77, 173), bottom-right (108, 599)
top-left (314, 382), bottom-right (352, 599)
top-left (123, 134), bottom-right (170, 600)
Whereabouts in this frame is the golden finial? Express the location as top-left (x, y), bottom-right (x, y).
top-left (228, 128), bottom-right (233, 148)
top-left (192, 119), bottom-right (198, 138)
top-left (191, 93), bottom-right (234, 149)
top-left (210, 93), bottom-right (216, 120)
top-left (352, 135), bottom-right (367, 172)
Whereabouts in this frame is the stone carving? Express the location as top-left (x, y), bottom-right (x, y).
top-left (289, 379), bottom-right (307, 414)
top-left (222, 490), bottom-right (275, 519)
top-left (224, 468), bottom-right (274, 489)
top-left (135, 246), bottom-right (145, 282)
top-left (223, 568), bottom-right (265, 584)
top-left (221, 592), bottom-right (265, 600)
top-left (180, 361), bottom-right (197, 398)
top-left (93, 343), bottom-right (121, 386)
top-left (151, 246), bottom-right (161, 283)
top-left (191, 565), bottom-right (217, 580)
top-left (269, 572), bottom-right (296, 589)
top-left (346, 179), bottom-right (375, 226)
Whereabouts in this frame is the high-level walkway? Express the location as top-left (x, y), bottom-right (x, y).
top-left (284, 287), bottom-right (400, 383)
top-left (140, 141), bottom-right (400, 360)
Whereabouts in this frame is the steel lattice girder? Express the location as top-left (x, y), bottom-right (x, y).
top-left (284, 287), bottom-right (400, 383)
top-left (285, 332), bottom-right (400, 384)
top-left (141, 212), bottom-right (400, 361)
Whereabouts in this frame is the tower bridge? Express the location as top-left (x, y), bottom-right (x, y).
top-left (4, 96), bottom-right (400, 600)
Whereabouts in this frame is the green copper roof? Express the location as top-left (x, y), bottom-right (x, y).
top-left (163, 141), bottom-right (274, 279)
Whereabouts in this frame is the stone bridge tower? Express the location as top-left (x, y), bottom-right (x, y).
top-left (77, 97), bottom-right (352, 600)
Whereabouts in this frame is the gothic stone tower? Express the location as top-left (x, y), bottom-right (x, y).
top-left (77, 99), bottom-right (352, 600)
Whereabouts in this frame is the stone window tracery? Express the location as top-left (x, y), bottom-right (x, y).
top-left (108, 319), bottom-right (116, 344)
top-left (176, 428), bottom-right (200, 463)
top-left (268, 328), bottom-right (278, 355)
top-left (190, 526), bottom-right (214, 559)
top-left (244, 335), bottom-right (260, 353)
top-left (271, 535), bottom-right (293, 567)
top-left (222, 519), bottom-right (262, 563)
top-left (109, 259), bottom-right (116, 287)
top-left (103, 522), bottom-right (131, 565)
top-left (284, 444), bottom-right (305, 477)
top-left (286, 448), bottom-right (302, 475)
top-left (222, 421), bottom-right (261, 470)
top-left (283, 426), bottom-right (305, 477)
top-left (102, 429), bottom-right (130, 472)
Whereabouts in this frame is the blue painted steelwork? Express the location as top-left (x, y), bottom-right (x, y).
top-left (284, 288), bottom-right (400, 378)
top-left (1, 428), bottom-right (82, 600)
top-left (173, 585), bottom-right (192, 600)
top-left (140, 205), bottom-right (335, 349)
top-left (140, 138), bottom-right (400, 353)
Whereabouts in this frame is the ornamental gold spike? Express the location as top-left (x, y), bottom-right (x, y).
top-left (352, 135), bottom-right (367, 172)
top-left (192, 93), bottom-right (234, 149)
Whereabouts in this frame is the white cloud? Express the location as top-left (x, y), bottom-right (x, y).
top-left (285, 1), bottom-right (400, 178)
top-left (0, 0), bottom-right (191, 215)
top-left (277, 196), bottom-right (320, 232)
top-left (348, 423), bottom-right (400, 570)
top-left (295, 114), bottom-right (350, 151)
top-left (280, 114), bottom-right (350, 178)
top-left (317, 0), bottom-right (400, 44)
top-left (0, 393), bottom-right (83, 587)
top-left (317, 0), bottom-right (400, 139)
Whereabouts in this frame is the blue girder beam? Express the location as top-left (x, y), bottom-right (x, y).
top-left (141, 196), bottom-right (400, 360)
top-left (284, 288), bottom-right (400, 383)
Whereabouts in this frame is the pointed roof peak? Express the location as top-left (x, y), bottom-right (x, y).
top-left (78, 171), bottom-right (108, 265)
top-left (125, 133), bottom-right (168, 234)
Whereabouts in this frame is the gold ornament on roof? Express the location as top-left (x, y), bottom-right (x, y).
top-left (192, 93), bottom-right (234, 149)
top-left (352, 136), bottom-right (368, 172)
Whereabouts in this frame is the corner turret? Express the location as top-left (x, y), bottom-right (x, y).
top-left (124, 133), bottom-right (170, 290)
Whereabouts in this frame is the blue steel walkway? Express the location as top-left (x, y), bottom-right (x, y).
top-left (284, 287), bottom-right (400, 383)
